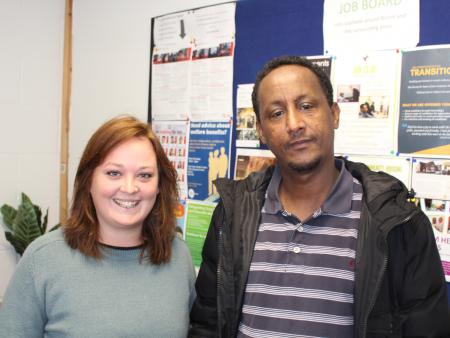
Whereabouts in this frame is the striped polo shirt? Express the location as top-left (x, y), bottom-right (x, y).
top-left (237, 159), bottom-right (362, 338)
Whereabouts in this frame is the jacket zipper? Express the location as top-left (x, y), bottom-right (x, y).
top-left (360, 210), bottom-right (418, 337)
top-left (216, 223), bottom-right (223, 338)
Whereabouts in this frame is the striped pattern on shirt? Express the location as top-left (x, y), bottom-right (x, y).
top-left (237, 165), bottom-right (362, 338)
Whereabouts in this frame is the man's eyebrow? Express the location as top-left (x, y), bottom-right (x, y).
top-left (294, 95), bottom-right (309, 104)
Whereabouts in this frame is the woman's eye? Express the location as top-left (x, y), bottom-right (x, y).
top-left (106, 170), bottom-right (121, 177)
top-left (138, 173), bottom-right (153, 180)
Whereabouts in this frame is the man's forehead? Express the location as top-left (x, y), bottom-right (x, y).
top-left (259, 65), bottom-right (320, 93)
top-left (262, 65), bottom-right (318, 85)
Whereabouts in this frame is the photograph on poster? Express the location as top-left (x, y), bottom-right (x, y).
top-left (192, 42), bottom-right (234, 60)
top-left (236, 107), bottom-right (259, 145)
top-left (336, 84), bottom-right (360, 103)
top-left (236, 83), bottom-right (259, 147)
top-left (412, 158), bottom-right (450, 200)
top-left (153, 47), bottom-right (191, 64)
top-left (358, 96), bottom-right (389, 119)
top-left (235, 148), bottom-right (276, 180)
top-left (419, 198), bottom-right (450, 281)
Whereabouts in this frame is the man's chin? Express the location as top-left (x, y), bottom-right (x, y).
top-left (287, 157), bottom-right (321, 173)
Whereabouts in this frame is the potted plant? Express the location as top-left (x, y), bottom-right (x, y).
top-left (0, 193), bottom-right (59, 255)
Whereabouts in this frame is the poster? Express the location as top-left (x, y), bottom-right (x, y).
top-left (235, 148), bottom-right (275, 180)
top-left (323, 0), bottom-right (419, 54)
top-left (187, 120), bottom-right (232, 201)
top-left (189, 3), bottom-right (235, 120)
top-left (185, 200), bottom-right (216, 267)
top-left (308, 55), bottom-right (333, 78)
top-left (398, 46), bottom-right (450, 156)
top-left (411, 158), bottom-right (450, 200)
top-left (152, 121), bottom-right (189, 199)
top-left (236, 84), bottom-right (259, 148)
top-left (345, 155), bottom-right (411, 189)
top-left (419, 198), bottom-right (450, 282)
top-left (334, 50), bottom-right (399, 155)
top-left (151, 11), bottom-right (192, 120)
top-left (151, 3), bottom-right (236, 121)
top-left (175, 199), bottom-right (187, 240)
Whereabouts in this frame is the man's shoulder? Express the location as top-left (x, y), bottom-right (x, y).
top-left (216, 165), bottom-right (275, 195)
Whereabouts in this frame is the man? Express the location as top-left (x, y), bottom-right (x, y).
top-left (189, 56), bottom-right (450, 337)
top-left (360, 102), bottom-right (374, 118)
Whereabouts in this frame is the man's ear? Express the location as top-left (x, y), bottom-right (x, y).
top-left (331, 102), bottom-right (340, 129)
top-left (256, 120), bottom-right (267, 144)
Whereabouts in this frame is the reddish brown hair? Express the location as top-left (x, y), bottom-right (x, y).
top-left (64, 115), bottom-right (178, 264)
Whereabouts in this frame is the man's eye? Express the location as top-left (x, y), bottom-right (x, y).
top-left (299, 103), bottom-right (313, 110)
top-left (270, 110), bottom-right (283, 119)
top-left (106, 170), bottom-right (121, 177)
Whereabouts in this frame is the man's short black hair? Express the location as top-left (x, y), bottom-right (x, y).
top-left (251, 56), bottom-right (334, 121)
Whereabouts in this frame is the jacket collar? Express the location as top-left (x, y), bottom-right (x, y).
top-left (343, 158), bottom-right (417, 232)
top-left (263, 159), bottom-right (354, 215)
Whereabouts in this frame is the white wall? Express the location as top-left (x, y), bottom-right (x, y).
top-left (0, 0), bottom-right (230, 298)
top-left (0, 0), bottom-right (65, 298)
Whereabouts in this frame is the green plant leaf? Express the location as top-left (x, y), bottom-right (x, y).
top-left (12, 194), bottom-right (41, 246)
top-left (49, 223), bottom-right (60, 232)
top-left (33, 204), bottom-right (43, 228)
top-left (5, 231), bottom-right (26, 255)
top-left (41, 208), bottom-right (49, 233)
top-left (1, 204), bottom-right (17, 231)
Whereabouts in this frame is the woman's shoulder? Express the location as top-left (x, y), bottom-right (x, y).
top-left (171, 237), bottom-right (195, 266)
top-left (171, 236), bottom-right (191, 256)
top-left (170, 236), bottom-right (196, 281)
top-left (22, 228), bottom-right (67, 258)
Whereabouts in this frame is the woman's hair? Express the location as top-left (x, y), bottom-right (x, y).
top-left (64, 115), bottom-right (178, 264)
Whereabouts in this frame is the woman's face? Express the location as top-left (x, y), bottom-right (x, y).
top-left (90, 137), bottom-right (159, 244)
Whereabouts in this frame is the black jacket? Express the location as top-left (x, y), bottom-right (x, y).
top-left (189, 160), bottom-right (450, 337)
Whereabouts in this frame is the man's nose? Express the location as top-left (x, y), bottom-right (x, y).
top-left (285, 108), bottom-right (305, 134)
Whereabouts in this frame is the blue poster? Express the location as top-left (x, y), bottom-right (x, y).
top-left (187, 121), bottom-right (232, 201)
top-left (398, 47), bottom-right (450, 155)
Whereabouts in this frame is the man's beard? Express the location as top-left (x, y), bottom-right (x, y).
top-left (287, 156), bottom-right (321, 173)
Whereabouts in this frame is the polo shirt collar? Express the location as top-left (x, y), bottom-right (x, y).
top-left (263, 158), bottom-right (353, 216)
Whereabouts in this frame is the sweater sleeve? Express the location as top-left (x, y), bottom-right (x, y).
top-left (0, 248), bottom-right (46, 338)
top-left (188, 201), bottom-right (223, 338)
top-left (400, 212), bottom-right (450, 337)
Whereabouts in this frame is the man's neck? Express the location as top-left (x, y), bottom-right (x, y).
top-left (278, 159), bottom-right (339, 221)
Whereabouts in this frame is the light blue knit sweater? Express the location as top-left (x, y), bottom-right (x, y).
top-left (0, 229), bottom-right (196, 338)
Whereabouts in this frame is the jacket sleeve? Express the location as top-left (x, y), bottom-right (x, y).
top-left (400, 211), bottom-right (450, 337)
top-left (188, 201), bottom-right (224, 338)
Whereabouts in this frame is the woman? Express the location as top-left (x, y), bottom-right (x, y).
top-left (0, 116), bottom-right (196, 337)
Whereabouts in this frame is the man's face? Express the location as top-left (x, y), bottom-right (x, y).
top-left (256, 65), bottom-right (340, 174)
